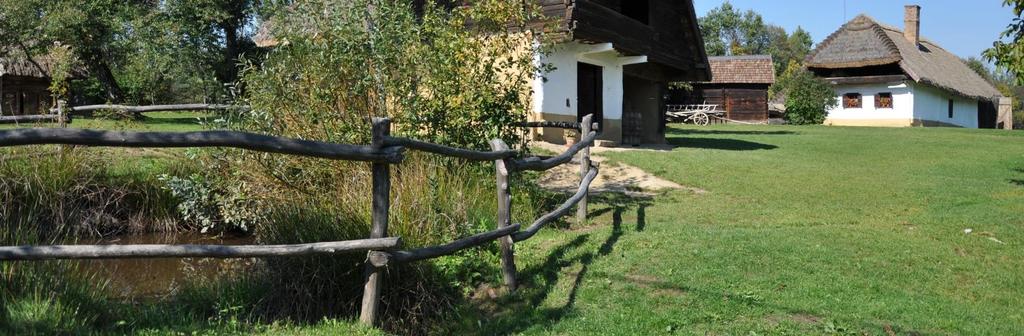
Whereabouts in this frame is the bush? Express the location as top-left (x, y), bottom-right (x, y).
top-left (199, 0), bottom-right (557, 332)
top-left (773, 61), bottom-right (838, 125)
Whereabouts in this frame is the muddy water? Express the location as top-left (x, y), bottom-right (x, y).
top-left (73, 233), bottom-right (256, 298)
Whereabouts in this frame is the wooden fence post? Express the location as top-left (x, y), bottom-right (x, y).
top-left (577, 114), bottom-right (592, 225)
top-left (57, 100), bottom-right (67, 128)
top-left (360, 117), bottom-right (391, 326)
top-left (490, 139), bottom-right (517, 290)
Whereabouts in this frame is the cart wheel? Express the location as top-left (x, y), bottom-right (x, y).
top-left (693, 112), bottom-right (710, 126)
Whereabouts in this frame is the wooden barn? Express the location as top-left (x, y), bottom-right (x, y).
top-left (0, 52), bottom-right (56, 116)
top-left (670, 55), bottom-right (775, 123)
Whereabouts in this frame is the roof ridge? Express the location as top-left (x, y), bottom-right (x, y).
top-left (804, 14), bottom-right (902, 68)
top-left (708, 55), bottom-right (771, 60)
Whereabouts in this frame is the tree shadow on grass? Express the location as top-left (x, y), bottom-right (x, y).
top-left (667, 128), bottom-right (796, 136)
top-left (466, 192), bottom-right (651, 335)
top-left (667, 137), bottom-right (778, 151)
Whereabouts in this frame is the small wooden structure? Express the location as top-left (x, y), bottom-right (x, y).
top-left (670, 55), bottom-right (775, 123)
top-left (0, 54), bottom-right (55, 116)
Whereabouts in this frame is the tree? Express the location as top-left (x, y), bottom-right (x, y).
top-left (699, 1), bottom-right (771, 56)
top-left (0, 0), bottom-right (263, 105)
top-left (964, 56), bottom-right (996, 83)
top-left (985, 0), bottom-right (1024, 85)
top-left (773, 61), bottom-right (837, 125)
top-left (699, 2), bottom-right (813, 76)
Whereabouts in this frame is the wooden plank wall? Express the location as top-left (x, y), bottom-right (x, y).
top-left (701, 87), bottom-right (769, 122)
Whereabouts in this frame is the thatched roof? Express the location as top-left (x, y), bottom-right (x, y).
top-left (703, 55), bottom-right (774, 84)
top-left (0, 54), bottom-right (56, 78)
top-left (806, 14), bottom-right (1000, 101)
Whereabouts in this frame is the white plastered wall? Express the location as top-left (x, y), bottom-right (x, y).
top-left (910, 82), bottom-right (979, 128)
top-left (825, 82), bottom-right (914, 126)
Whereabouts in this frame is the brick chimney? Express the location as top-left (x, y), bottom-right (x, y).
top-left (904, 5), bottom-right (921, 45)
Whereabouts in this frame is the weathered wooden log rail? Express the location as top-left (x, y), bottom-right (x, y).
top-left (0, 105), bottom-right (599, 327)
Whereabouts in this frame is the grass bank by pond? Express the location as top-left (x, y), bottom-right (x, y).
top-left (7, 118), bottom-right (1023, 335)
top-left (450, 124), bottom-right (1024, 335)
top-left (1, 112), bottom-right (545, 335)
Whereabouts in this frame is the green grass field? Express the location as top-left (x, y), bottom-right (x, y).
top-left (6, 117), bottom-right (1024, 334)
top-left (456, 125), bottom-right (1024, 335)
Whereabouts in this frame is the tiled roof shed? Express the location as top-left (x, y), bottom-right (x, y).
top-left (703, 55), bottom-right (775, 85)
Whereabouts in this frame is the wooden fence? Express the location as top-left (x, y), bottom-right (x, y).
top-left (0, 104), bottom-right (599, 327)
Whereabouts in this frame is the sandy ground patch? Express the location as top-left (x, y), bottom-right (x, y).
top-left (533, 142), bottom-right (704, 194)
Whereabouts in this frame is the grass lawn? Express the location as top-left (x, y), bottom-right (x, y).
top-left (0, 111), bottom-right (215, 132)
top-left (457, 125), bottom-right (1024, 335)
top-left (7, 116), bottom-right (1024, 334)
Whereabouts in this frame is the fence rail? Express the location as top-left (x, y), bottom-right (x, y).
top-left (0, 104), bottom-right (598, 327)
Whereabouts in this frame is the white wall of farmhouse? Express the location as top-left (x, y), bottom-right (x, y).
top-left (825, 81), bottom-right (981, 128)
top-left (533, 42), bottom-right (625, 120)
top-left (910, 82), bottom-right (979, 128)
top-left (826, 82), bottom-right (914, 126)
top-left (531, 41), bottom-right (649, 144)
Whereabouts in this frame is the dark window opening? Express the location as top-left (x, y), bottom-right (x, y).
top-left (948, 99), bottom-right (954, 118)
top-left (843, 93), bottom-right (862, 109)
top-left (875, 93), bottom-right (893, 109)
top-left (620, 0), bottom-right (649, 25)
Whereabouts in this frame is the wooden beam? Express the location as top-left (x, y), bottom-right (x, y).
top-left (512, 164), bottom-right (599, 242)
top-left (0, 238), bottom-right (401, 260)
top-left (512, 121), bottom-right (581, 130)
top-left (390, 224), bottom-right (521, 263)
top-left (0, 128), bottom-right (403, 163)
top-left (60, 104), bottom-right (245, 114)
top-left (0, 114), bottom-right (62, 124)
top-left (823, 75), bottom-right (909, 85)
top-left (512, 130), bottom-right (598, 171)
top-left (383, 136), bottom-right (515, 161)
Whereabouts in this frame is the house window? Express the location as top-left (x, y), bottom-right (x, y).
top-left (948, 99), bottom-right (954, 118)
top-left (843, 93), bottom-right (862, 109)
top-left (875, 93), bottom-right (893, 109)
top-left (620, 0), bottom-right (649, 24)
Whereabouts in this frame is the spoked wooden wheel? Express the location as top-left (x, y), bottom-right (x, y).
top-left (692, 112), bottom-right (710, 126)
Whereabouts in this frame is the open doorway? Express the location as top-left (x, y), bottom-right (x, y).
top-left (577, 62), bottom-right (604, 129)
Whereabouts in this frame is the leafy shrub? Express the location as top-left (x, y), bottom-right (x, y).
top-left (773, 61), bottom-right (837, 125)
top-left (159, 173), bottom-right (261, 233)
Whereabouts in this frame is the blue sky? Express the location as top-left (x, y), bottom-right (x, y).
top-left (694, 0), bottom-right (1016, 60)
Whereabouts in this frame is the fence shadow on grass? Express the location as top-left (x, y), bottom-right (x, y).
top-left (465, 192), bottom-right (651, 335)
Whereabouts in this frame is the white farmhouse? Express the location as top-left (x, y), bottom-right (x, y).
top-left (528, 0), bottom-right (709, 145)
top-left (806, 5), bottom-right (1011, 129)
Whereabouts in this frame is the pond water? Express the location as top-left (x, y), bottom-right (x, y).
top-left (73, 233), bottom-right (255, 298)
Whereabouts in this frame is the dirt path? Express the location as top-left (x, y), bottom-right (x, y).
top-left (533, 142), bottom-right (705, 194)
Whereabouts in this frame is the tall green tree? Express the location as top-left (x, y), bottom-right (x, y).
top-left (985, 0), bottom-right (1024, 85)
top-left (699, 1), bottom-right (771, 56)
top-left (699, 2), bottom-right (813, 76)
top-left (0, 0), bottom-right (143, 101)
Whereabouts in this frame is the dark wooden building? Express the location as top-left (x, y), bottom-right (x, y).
top-left (0, 54), bottom-right (55, 116)
top-left (670, 55), bottom-right (775, 123)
